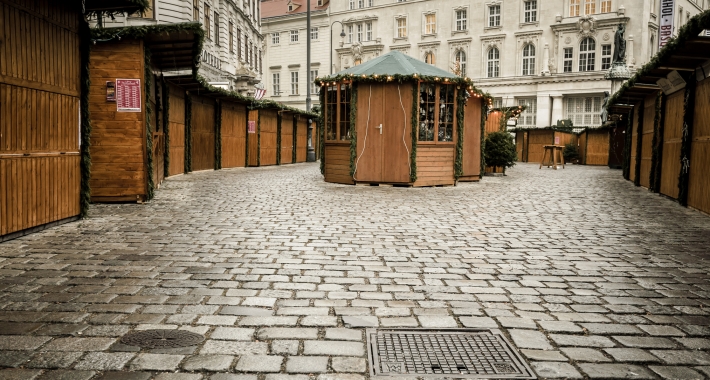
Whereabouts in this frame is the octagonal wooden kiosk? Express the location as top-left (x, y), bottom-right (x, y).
top-left (318, 51), bottom-right (485, 186)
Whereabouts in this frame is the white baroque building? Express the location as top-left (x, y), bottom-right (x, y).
top-left (98, 0), bottom-right (265, 94)
top-left (262, 0), bottom-right (707, 128)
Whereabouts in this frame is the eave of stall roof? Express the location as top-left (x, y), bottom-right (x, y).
top-left (144, 31), bottom-right (199, 73)
top-left (84, 0), bottom-right (149, 14)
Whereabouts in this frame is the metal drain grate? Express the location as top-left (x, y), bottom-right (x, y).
top-left (367, 329), bottom-right (536, 379)
top-left (120, 329), bottom-right (205, 349)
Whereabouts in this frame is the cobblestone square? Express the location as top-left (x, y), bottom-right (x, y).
top-left (1, 163), bottom-right (709, 379)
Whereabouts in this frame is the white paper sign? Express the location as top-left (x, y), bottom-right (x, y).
top-left (657, 70), bottom-right (686, 95)
top-left (659, 0), bottom-right (675, 50)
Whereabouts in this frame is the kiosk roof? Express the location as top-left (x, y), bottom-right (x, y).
top-left (335, 51), bottom-right (458, 79)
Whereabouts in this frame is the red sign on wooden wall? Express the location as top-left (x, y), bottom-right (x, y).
top-left (116, 79), bottom-right (142, 112)
top-left (248, 121), bottom-right (256, 133)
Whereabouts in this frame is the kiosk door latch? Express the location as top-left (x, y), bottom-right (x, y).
top-left (376, 124), bottom-right (382, 134)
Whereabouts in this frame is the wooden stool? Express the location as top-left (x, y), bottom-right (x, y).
top-left (540, 145), bottom-right (565, 170)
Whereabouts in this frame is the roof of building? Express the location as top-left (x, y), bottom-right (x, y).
top-left (261, 0), bottom-right (329, 19)
top-left (334, 50), bottom-right (459, 78)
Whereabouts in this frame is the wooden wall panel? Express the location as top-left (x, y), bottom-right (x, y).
top-left (461, 98), bottom-right (482, 180)
top-left (688, 77), bottom-right (710, 214)
top-left (414, 146), bottom-right (455, 187)
top-left (248, 110), bottom-right (258, 166)
top-left (554, 131), bottom-right (576, 148)
top-left (515, 131), bottom-right (527, 162)
top-left (153, 132), bottom-right (165, 186)
top-left (578, 132), bottom-right (587, 164)
top-left (280, 114), bottom-right (294, 165)
top-left (190, 96), bottom-right (216, 171)
top-left (485, 111), bottom-right (502, 134)
top-left (260, 110), bottom-right (278, 166)
top-left (527, 130), bottom-right (553, 163)
top-left (88, 39), bottom-right (147, 201)
top-left (296, 117), bottom-right (308, 163)
top-left (222, 102), bottom-right (247, 168)
top-left (630, 105), bottom-right (640, 183)
top-left (168, 84), bottom-right (185, 176)
top-left (0, 0), bottom-right (82, 236)
top-left (585, 130), bottom-right (610, 166)
top-left (639, 94), bottom-right (657, 189)
top-left (381, 83), bottom-right (413, 183)
top-left (324, 145), bottom-right (353, 184)
top-left (660, 90), bottom-right (684, 199)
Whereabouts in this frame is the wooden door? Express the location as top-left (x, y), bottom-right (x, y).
top-left (639, 93), bottom-right (657, 188)
top-left (578, 132), bottom-right (587, 164)
top-left (222, 102), bottom-right (247, 168)
top-left (659, 91), bottom-right (683, 199)
top-left (281, 114), bottom-right (294, 164)
top-left (462, 98), bottom-right (482, 179)
top-left (381, 84), bottom-right (412, 183)
top-left (168, 84), bottom-right (185, 176)
top-left (688, 77), bottom-right (710, 214)
top-left (296, 117), bottom-right (308, 162)
top-left (608, 125), bottom-right (625, 169)
top-left (353, 85), bottom-right (385, 182)
top-left (191, 96), bottom-right (216, 171)
top-left (248, 110), bottom-right (259, 166)
top-left (260, 109), bottom-right (278, 166)
top-left (629, 104), bottom-right (640, 182)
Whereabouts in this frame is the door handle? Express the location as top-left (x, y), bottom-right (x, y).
top-left (376, 124), bottom-right (382, 134)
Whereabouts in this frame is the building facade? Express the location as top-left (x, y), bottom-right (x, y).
top-left (262, 0), bottom-right (707, 127)
top-left (98, 0), bottom-right (264, 94)
top-left (261, 0), bottom-right (331, 109)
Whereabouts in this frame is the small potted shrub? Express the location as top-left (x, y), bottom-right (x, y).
top-left (484, 131), bottom-right (518, 175)
top-left (563, 143), bottom-right (579, 164)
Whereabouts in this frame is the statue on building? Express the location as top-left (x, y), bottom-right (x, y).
top-left (613, 24), bottom-right (626, 63)
top-left (600, 91), bottom-right (610, 124)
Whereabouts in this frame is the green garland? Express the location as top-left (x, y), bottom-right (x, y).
top-left (622, 110), bottom-right (633, 179)
top-left (162, 78), bottom-right (170, 177)
top-left (185, 94), bottom-right (192, 173)
top-left (678, 76), bottom-right (697, 206)
top-left (480, 103), bottom-right (487, 177)
top-left (409, 84), bottom-right (418, 183)
top-left (79, 20), bottom-right (92, 217)
top-left (276, 112), bottom-right (282, 165)
top-left (634, 99), bottom-right (644, 186)
top-left (215, 101), bottom-right (222, 170)
top-left (144, 47), bottom-right (155, 200)
top-left (319, 91), bottom-right (325, 174)
top-left (454, 89), bottom-right (465, 179)
top-left (348, 84), bottom-right (358, 177)
top-left (650, 92), bottom-right (664, 192)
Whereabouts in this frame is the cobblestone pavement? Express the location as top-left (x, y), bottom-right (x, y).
top-left (1, 162), bottom-right (710, 380)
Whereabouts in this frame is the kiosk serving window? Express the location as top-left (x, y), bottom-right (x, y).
top-left (418, 83), bottom-right (455, 143)
top-left (325, 83), bottom-right (352, 141)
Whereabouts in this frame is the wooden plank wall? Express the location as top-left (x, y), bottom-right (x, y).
top-left (168, 84), bottom-right (185, 176)
top-left (585, 130), bottom-right (610, 166)
top-left (150, 75), bottom-right (164, 188)
top-left (554, 131), bottom-right (576, 148)
top-left (190, 95), bottom-right (216, 171)
top-left (280, 113), bottom-right (294, 165)
top-left (324, 145), bottom-right (353, 184)
top-left (259, 110), bottom-right (278, 166)
top-left (527, 130), bottom-right (553, 163)
top-left (88, 39), bottom-right (147, 202)
top-left (296, 117), bottom-right (308, 163)
top-left (629, 104), bottom-right (640, 183)
top-left (660, 90), bottom-right (684, 199)
top-left (577, 132), bottom-right (587, 164)
top-left (515, 131), bottom-right (527, 162)
top-left (461, 98), bottom-right (482, 180)
top-left (248, 110), bottom-right (259, 166)
top-left (485, 111), bottom-right (502, 134)
top-left (413, 147), bottom-right (455, 187)
top-left (609, 125), bottom-right (625, 168)
top-left (639, 94), bottom-right (657, 188)
top-left (0, 0), bottom-right (82, 236)
top-left (221, 101), bottom-right (247, 168)
top-left (688, 77), bottom-right (710, 214)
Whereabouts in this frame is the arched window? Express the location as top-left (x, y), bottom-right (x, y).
top-left (487, 47), bottom-right (500, 78)
top-left (425, 52), bottom-right (435, 65)
top-left (522, 44), bottom-right (535, 75)
top-left (579, 37), bottom-right (596, 71)
top-left (455, 50), bottom-right (466, 76)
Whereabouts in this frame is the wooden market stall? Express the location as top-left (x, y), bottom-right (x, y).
top-left (190, 95), bottom-right (217, 171)
top-left (247, 108), bottom-right (278, 167)
top-left (221, 100), bottom-right (248, 169)
top-left (318, 51), bottom-right (485, 186)
top-left (514, 129), bottom-right (576, 163)
top-left (280, 110), bottom-right (295, 165)
top-left (607, 9), bottom-right (710, 214)
top-left (88, 24), bottom-right (202, 202)
top-left (0, 0), bottom-right (147, 240)
top-left (577, 128), bottom-right (610, 166)
top-left (295, 115), bottom-right (309, 163)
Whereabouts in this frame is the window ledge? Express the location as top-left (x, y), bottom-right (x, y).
top-left (422, 33), bottom-right (437, 38)
top-left (519, 21), bottom-right (539, 28)
top-left (289, 94), bottom-right (300, 97)
top-left (393, 37), bottom-right (408, 42)
top-left (484, 26), bottom-right (502, 31)
top-left (451, 29), bottom-right (469, 36)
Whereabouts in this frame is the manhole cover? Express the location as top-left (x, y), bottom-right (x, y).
top-left (120, 329), bottom-right (205, 349)
top-left (367, 329), bottom-right (536, 379)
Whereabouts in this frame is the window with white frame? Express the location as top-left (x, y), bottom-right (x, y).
top-left (455, 50), bottom-right (467, 76)
top-left (570, 0), bottom-right (580, 16)
top-left (272, 73), bottom-right (280, 95)
top-left (517, 98), bottom-right (537, 127)
top-left (493, 97), bottom-right (503, 108)
top-left (563, 47), bottom-right (573, 72)
top-left (358, 0), bottom-right (364, 8)
top-left (349, 0), bottom-right (354, 9)
top-left (291, 71), bottom-right (299, 95)
top-left (524, 0), bottom-right (537, 22)
top-left (579, 37), bottom-right (595, 71)
top-left (584, 0), bottom-right (595, 15)
top-left (311, 70), bottom-right (319, 94)
top-left (425, 52), bottom-right (435, 64)
top-left (522, 44), bottom-right (535, 75)
top-left (455, 9), bottom-right (467, 31)
top-left (396, 17), bottom-right (407, 38)
top-left (368, 0), bottom-right (373, 6)
top-left (425, 13), bottom-right (436, 34)
top-left (487, 47), bottom-right (500, 77)
top-left (357, 24), bottom-right (363, 42)
top-left (601, 0), bottom-right (611, 12)
top-left (489, 5), bottom-right (501, 27)
top-left (311, 27), bottom-right (318, 40)
top-left (347, 25), bottom-right (353, 43)
top-left (565, 96), bottom-right (603, 127)
top-left (601, 44), bottom-right (611, 70)
top-left (366, 22), bottom-right (373, 41)
top-left (214, 12), bottom-right (220, 45)
top-left (272, 33), bottom-right (280, 44)
top-left (290, 30), bottom-right (299, 42)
